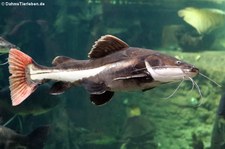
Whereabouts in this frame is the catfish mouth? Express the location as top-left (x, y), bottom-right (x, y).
top-left (182, 67), bottom-right (199, 78)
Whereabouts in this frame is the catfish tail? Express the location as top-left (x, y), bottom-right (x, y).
top-left (8, 48), bottom-right (38, 106)
top-left (27, 125), bottom-right (50, 149)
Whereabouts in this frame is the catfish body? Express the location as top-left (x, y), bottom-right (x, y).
top-left (8, 35), bottom-right (199, 106)
top-left (53, 47), bottom-right (159, 91)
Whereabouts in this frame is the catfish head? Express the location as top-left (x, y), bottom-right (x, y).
top-left (144, 53), bottom-right (199, 83)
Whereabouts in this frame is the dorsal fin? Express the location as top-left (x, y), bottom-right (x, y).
top-left (88, 35), bottom-right (129, 59)
top-left (52, 56), bottom-right (75, 66)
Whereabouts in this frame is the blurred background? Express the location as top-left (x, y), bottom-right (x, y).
top-left (1, 0), bottom-right (225, 149)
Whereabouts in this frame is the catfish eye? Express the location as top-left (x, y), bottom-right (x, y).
top-left (175, 60), bottom-right (182, 65)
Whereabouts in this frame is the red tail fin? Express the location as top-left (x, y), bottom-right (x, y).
top-left (8, 49), bottom-right (37, 106)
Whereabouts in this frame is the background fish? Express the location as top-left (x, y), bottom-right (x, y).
top-left (211, 93), bottom-right (225, 149)
top-left (0, 37), bottom-right (17, 54)
top-left (178, 7), bottom-right (225, 34)
top-left (0, 125), bottom-right (49, 149)
top-left (0, 85), bottom-right (61, 116)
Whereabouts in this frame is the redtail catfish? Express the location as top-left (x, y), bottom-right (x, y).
top-left (8, 35), bottom-right (199, 106)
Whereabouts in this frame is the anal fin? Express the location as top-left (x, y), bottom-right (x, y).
top-left (90, 91), bottom-right (114, 106)
top-left (49, 82), bottom-right (72, 95)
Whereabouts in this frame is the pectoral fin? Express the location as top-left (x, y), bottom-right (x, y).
top-left (113, 73), bottom-right (148, 81)
top-left (82, 79), bottom-right (109, 94)
top-left (90, 91), bottom-right (114, 105)
top-left (81, 79), bottom-right (114, 105)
